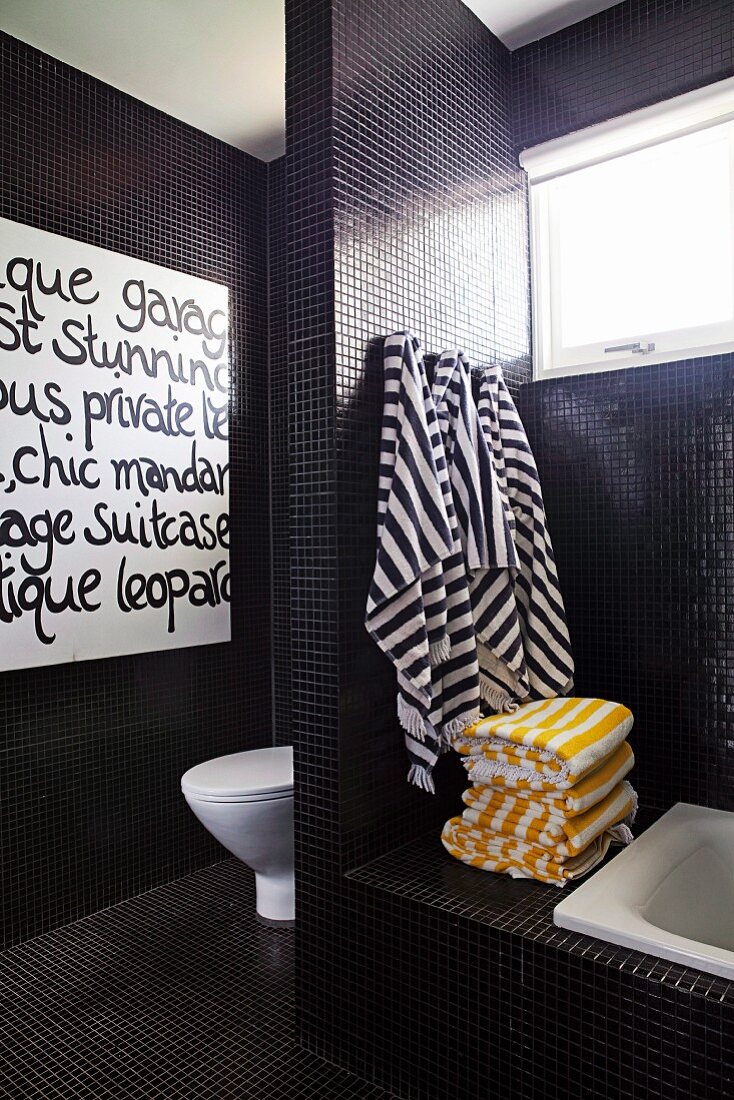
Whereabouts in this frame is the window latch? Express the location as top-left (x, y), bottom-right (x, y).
top-left (604, 341), bottom-right (656, 355)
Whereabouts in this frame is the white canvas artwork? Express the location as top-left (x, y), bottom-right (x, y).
top-left (0, 217), bottom-right (231, 670)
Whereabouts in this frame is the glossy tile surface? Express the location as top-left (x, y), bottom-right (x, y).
top-left (283, 1), bottom-right (734, 1096)
top-left (349, 824), bottom-right (734, 1003)
top-left (268, 155), bottom-right (291, 746)
top-left (520, 358), bottom-right (734, 815)
top-left (346, 830), bottom-right (734, 1099)
top-left (0, 860), bottom-right (396, 1099)
top-left (0, 32), bottom-right (272, 949)
top-left (513, 0), bottom-right (734, 150)
top-left (284, 0), bottom-right (546, 1093)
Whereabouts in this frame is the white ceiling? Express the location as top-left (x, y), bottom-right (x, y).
top-left (0, 0), bottom-right (615, 162)
top-left (0, 0), bottom-right (286, 161)
top-left (464, 0), bottom-right (618, 50)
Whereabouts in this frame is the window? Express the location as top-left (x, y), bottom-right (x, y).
top-left (522, 77), bottom-right (734, 378)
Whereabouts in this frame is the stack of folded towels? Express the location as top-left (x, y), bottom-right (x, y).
top-left (441, 697), bottom-right (637, 886)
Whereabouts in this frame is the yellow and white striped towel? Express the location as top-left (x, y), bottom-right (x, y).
top-left (454, 697), bottom-right (633, 788)
top-left (461, 780), bottom-right (635, 856)
top-left (440, 819), bottom-right (615, 885)
top-left (465, 741), bottom-right (634, 814)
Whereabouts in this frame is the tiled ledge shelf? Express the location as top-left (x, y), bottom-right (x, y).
top-left (347, 818), bottom-right (734, 1008)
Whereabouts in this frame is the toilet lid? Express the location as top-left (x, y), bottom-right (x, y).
top-left (181, 746), bottom-right (293, 800)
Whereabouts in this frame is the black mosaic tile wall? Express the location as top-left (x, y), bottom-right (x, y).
top-left (512, 0), bottom-right (734, 814)
top-left (518, 359), bottom-right (734, 813)
top-left (331, 0), bottom-right (530, 869)
top-left (285, 0), bottom-right (530, 1078)
top-left (0, 32), bottom-right (272, 948)
top-left (268, 155), bottom-right (291, 746)
top-left (513, 0), bottom-right (734, 151)
top-left (285, 0), bottom-right (343, 1058)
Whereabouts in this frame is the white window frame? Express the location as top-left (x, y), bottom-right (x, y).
top-left (521, 76), bottom-right (734, 379)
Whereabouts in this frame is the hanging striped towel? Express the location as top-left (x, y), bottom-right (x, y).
top-left (431, 350), bottom-right (517, 573)
top-left (455, 697), bottom-right (634, 788)
top-left (366, 333), bottom-right (481, 790)
top-left (432, 351), bottom-right (527, 714)
top-left (473, 366), bottom-right (574, 708)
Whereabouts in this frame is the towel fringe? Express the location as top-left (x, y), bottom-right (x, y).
top-left (407, 764), bottom-right (436, 793)
top-left (478, 674), bottom-right (520, 714)
top-left (429, 635), bottom-right (451, 666)
top-left (455, 735), bottom-right (557, 764)
top-left (465, 757), bottom-right (572, 786)
top-left (442, 708), bottom-right (482, 743)
top-left (622, 780), bottom-right (639, 824)
top-left (397, 695), bottom-right (427, 741)
top-left (609, 822), bottom-right (634, 846)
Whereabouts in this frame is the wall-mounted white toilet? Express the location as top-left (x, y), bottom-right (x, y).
top-left (181, 746), bottom-right (294, 925)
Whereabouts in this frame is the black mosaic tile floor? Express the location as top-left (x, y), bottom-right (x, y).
top-left (348, 822), bottom-right (734, 1007)
top-left (0, 860), bottom-right (396, 1099)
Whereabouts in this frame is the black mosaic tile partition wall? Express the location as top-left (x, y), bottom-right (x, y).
top-left (285, 1), bottom-right (343, 1062)
top-left (519, 360), bottom-right (734, 813)
top-left (331, 0), bottom-right (530, 870)
top-left (285, 0), bottom-right (530, 1082)
top-left (268, 155), bottom-right (291, 746)
top-left (0, 32), bottom-right (272, 948)
top-left (512, 0), bottom-right (734, 151)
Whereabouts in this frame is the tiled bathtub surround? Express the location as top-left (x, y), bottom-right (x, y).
top-left (0, 32), bottom-right (272, 948)
top-left (349, 831), bottom-right (734, 1100)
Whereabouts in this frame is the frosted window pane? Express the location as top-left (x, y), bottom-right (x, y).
top-left (557, 132), bottom-right (733, 348)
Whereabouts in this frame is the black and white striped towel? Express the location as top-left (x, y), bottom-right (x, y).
top-left (367, 334), bottom-right (573, 791)
top-left (365, 334), bottom-right (481, 790)
top-left (433, 351), bottom-right (528, 713)
top-left (474, 366), bottom-right (574, 707)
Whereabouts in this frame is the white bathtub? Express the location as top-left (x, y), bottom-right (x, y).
top-left (554, 802), bottom-right (734, 980)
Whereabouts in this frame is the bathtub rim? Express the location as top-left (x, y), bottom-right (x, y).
top-left (553, 801), bottom-right (734, 981)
